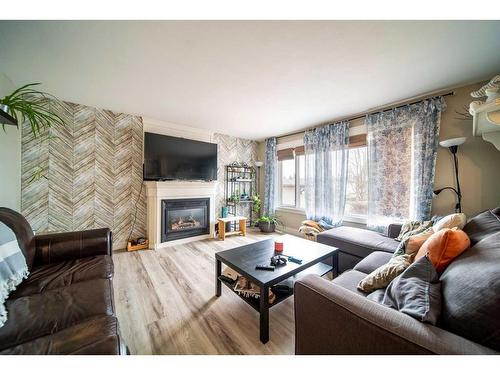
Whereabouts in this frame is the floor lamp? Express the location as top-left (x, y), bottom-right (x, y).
top-left (433, 137), bottom-right (466, 213)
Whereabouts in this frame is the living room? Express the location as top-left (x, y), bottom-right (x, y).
top-left (1, 1), bottom-right (500, 373)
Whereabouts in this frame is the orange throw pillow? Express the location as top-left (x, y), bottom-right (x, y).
top-left (415, 228), bottom-right (470, 273)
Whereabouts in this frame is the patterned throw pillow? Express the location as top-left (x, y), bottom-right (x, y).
top-left (396, 220), bottom-right (433, 242)
top-left (357, 254), bottom-right (413, 293)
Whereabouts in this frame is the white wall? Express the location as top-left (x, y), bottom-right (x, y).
top-left (0, 123), bottom-right (21, 211)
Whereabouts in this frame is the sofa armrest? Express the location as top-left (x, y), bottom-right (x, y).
top-left (34, 228), bottom-right (112, 266)
top-left (294, 275), bottom-right (496, 354)
top-left (387, 223), bottom-right (403, 239)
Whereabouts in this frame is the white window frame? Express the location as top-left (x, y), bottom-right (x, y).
top-left (344, 144), bottom-right (368, 224)
top-left (277, 153), bottom-right (305, 211)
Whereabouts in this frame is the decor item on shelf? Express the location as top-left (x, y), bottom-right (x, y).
top-left (469, 74), bottom-right (500, 151)
top-left (0, 83), bottom-right (65, 183)
top-left (257, 215), bottom-right (282, 233)
top-left (434, 137), bottom-right (465, 213)
top-left (221, 206), bottom-right (229, 218)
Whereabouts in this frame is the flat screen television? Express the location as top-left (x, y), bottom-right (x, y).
top-left (143, 132), bottom-right (217, 181)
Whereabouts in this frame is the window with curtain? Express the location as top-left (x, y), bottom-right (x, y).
top-left (277, 146), bottom-right (305, 209)
top-left (345, 144), bottom-right (368, 219)
top-left (366, 97), bottom-right (446, 232)
top-left (303, 121), bottom-right (350, 226)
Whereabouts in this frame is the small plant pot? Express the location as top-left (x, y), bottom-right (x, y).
top-left (258, 222), bottom-right (276, 233)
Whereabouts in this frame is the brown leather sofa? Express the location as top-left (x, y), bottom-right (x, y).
top-left (296, 208), bottom-right (500, 354)
top-left (0, 207), bottom-right (126, 354)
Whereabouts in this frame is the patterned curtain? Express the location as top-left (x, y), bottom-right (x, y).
top-left (304, 121), bottom-right (349, 226)
top-left (263, 137), bottom-right (277, 216)
top-left (366, 97), bottom-right (446, 232)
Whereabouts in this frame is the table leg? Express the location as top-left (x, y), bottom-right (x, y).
top-left (332, 252), bottom-right (338, 278)
top-left (219, 220), bottom-right (225, 240)
top-left (259, 285), bottom-right (269, 343)
top-left (215, 259), bottom-right (222, 297)
top-left (239, 219), bottom-right (247, 236)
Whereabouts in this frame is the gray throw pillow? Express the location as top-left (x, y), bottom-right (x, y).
top-left (367, 256), bottom-right (442, 325)
top-left (462, 207), bottom-right (500, 246)
top-left (439, 231), bottom-right (500, 351)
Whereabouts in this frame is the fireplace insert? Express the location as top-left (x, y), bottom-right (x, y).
top-left (161, 198), bottom-right (210, 242)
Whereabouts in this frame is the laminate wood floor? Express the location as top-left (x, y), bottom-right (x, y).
top-left (113, 230), bottom-right (298, 354)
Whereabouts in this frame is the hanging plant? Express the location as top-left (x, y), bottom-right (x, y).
top-left (1, 83), bottom-right (65, 182)
top-left (0, 83), bottom-right (65, 135)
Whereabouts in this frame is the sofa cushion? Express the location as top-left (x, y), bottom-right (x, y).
top-left (0, 316), bottom-right (123, 354)
top-left (357, 254), bottom-right (412, 293)
top-left (439, 231), bottom-right (500, 351)
top-left (367, 256), bottom-right (442, 325)
top-left (10, 255), bottom-right (114, 299)
top-left (432, 213), bottom-right (467, 232)
top-left (0, 278), bottom-right (114, 350)
top-left (354, 251), bottom-right (393, 274)
top-left (317, 226), bottom-right (399, 259)
top-left (415, 228), bottom-right (470, 274)
top-left (462, 207), bottom-right (500, 246)
top-left (331, 270), bottom-right (369, 296)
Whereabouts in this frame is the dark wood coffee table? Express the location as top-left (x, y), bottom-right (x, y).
top-left (215, 234), bottom-right (337, 343)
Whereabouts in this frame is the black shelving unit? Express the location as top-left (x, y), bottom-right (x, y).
top-left (225, 162), bottom-right (256, 227)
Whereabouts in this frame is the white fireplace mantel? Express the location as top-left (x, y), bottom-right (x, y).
top-left (145, 180), bottom-right (217, 249)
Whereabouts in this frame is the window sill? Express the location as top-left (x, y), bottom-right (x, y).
top-left (275, 206), bottom-right (306, 216)
top-left (343, 215), bottom-right (367, 225)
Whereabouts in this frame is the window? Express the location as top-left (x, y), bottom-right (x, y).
top-left (276, 137), bottom-right (367, 216)
top-left (278, 147), bottom-right (305, 210)
top-left (280, 158), bottom-right (296, 206)
top-left (345, 146), bottom-right (368, 219)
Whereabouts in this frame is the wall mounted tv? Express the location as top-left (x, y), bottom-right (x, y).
top-left (143, 132), bottom-right (217, 181)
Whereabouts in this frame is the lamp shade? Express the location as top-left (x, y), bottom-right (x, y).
top-left (255, 161), bottom-right (263, 167)
top-left (439, 137), bottom-right (466, 148)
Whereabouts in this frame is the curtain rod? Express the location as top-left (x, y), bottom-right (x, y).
top-left (279, 90), bottom-right (455, 139)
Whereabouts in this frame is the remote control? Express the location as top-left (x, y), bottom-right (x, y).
top-left (283, 255), bottom-right (302, 264)
top-left (255, 264), bottom-right (275, 271)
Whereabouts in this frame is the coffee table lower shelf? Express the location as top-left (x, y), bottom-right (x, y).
top-left (218, 262), bottom-right (332, 312)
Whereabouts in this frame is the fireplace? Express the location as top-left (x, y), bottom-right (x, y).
top-left (161, 198), bottom-right (210, 242)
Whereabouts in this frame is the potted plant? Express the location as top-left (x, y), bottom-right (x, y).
top-left (1, 83), bottom-right (65, 182)
top-left (257, 215), bottom-right (282, 233)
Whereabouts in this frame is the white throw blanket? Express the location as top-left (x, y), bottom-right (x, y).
top-left (0, 223), bottom-right (29, 327)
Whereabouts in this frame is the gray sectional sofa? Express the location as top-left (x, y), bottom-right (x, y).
top-left (295, 207), bottom-right (500, 354)
top-left (317, 224), bottom-right (402, 274)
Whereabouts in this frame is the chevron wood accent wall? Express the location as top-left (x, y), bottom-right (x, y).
top-left (212, 133), bottom-right (258, 219)
top-left (21, 100), bottom-right (145, 250)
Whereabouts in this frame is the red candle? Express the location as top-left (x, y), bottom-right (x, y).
top-left (274, 241), bottom-right (284, 253)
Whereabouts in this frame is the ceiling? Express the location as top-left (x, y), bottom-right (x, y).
top-left (1, 20), bottom-right (499, 140)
